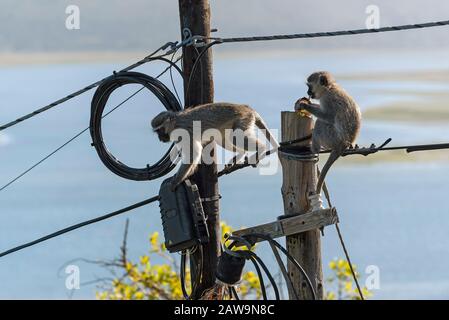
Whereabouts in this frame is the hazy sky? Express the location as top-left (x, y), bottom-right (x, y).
top-left (1, 0), bottom-right (448, 52)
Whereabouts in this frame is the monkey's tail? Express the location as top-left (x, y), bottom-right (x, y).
top-left (316, 150), bottom-right (340, 195)
top-left (255, 114), bottom-right (280, 149)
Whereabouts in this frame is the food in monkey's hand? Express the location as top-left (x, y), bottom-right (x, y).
top-left (294, 97), bottom-right (312, 118)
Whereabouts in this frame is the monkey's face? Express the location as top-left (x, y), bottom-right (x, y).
top-left (307, 82), bottom-right (323, 99)
top-left (307, 80), bottom-right (328, 99)
top-left (151, 112), bottom-right (175, 143)
top-left (307, 72), bottom-right (333, 100)
top-left (154, 127), bottom-right (171, 143)
top-left (307, 83), bottom-right (315, 99)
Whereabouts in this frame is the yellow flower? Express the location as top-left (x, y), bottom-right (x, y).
top-left (344, 281), bottom-right (353, 292)
top-left (140, 256), bottom-right (149, 265)
top-left (220, 221), bottom-right (233, 242)
top-left (135, 292), bottom-right (145, 300)
top-left (125, 262), bottom-right (133, 272)
top-left (150, 232), bottom-right (160, 251)
top-left (325, 291), bottom-right (336, 300)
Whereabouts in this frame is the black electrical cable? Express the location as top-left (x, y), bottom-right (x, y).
top-left (220, 138), bottom-right (449, 177)
top-left (226, 237), bottom-right (279, 300)
top-left (320, 180), bottom-right (365, 300)
top-left (0, 45), bottom-right (178, 132)
top-left (212, 19), bottom-right (449, 44)
top-left (230, 286), bottom-right (240, 300)
top-left (90, 70), bottom-right (183, 181)
top-left (224, 247), bottom-right (269, 300)
top-left (0, 195), bottom-right (160, 258)
top-left (279, 134), bottom-right (312, 147)
top-left (180, 251), bottom-right (189, 299)
top-left (268, 241), bottom-right (300, 300)
top-left (248, 254), bottom-right (268, 300)
top-left (185, 41), bottom-right (221, 106)
top-left (247, 251), bottom-right (280, 300)
top-left (180, 246), bottom-right (204, 300)
top-left (0, 56), bottom-right (183, 193)
top-left (193, 46), bottom-right (205, 105)
top-left (169, 49), bottom-right (183, 107)
top-left (247, 233), bottom-right (317, 300)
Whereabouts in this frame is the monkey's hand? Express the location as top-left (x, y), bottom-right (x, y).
top-left (294, 97), bottom-right (311, 112)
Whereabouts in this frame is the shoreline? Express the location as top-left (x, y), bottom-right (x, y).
top-left (2, 47), bottom-right (449, 67)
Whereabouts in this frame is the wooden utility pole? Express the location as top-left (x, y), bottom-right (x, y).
top-left (178, 0), bottom-right (220, 299)
top-left (280, 112), bottom-right (324, 300)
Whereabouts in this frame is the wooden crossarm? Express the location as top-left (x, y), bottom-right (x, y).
top-left (230, 208), bottom-right (338, 245)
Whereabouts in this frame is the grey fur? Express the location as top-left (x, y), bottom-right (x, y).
top-left (297, 71), bottom-right (362, 195)
top-left (151, 102), bottom-right (279, 190)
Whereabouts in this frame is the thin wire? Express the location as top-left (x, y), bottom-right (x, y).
top-left (5, 18), bottom-right (448, 131)
top-left (185, 41), bottom-right (220, 106)
top-left (0, 44), bottom-right (175, 132)
top-left (334, 223), bottom-right (364, 300)
top-left (0, 57), bottom-right (182, 193)
top-left (247, 251), bottom-right (280, 300)
top-left (169, 50), bottom-right (183, 107)
top-left (321, 177), bottom-right (364, 300)
top-left (213, 19), bottom-right (449, 44)
top-left (0, 195), bottom-right (160, 258)
top-left (0, 89), bottom-right (142, 193)
top-left (220, 139), bottom-right (449, 177)
top-left (193, 46), bottom-right (204, 105)
top-left (247, 232), bottom-right (316, 300)
top-left (249, 255), bottom-right (268, 300)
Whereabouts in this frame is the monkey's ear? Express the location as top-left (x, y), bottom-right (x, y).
top-left (319, 75), bottom-right (328, 87)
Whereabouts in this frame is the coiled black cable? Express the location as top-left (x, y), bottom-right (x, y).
top-left (90, 70), bottom-right (183, 181)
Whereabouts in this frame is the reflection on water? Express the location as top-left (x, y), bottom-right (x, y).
top-left (0, 51), bottom-right (448, 299)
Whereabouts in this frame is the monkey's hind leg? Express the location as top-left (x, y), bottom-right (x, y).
top-left (222, 129), bottom-right (247, 168)
top-left (225, 152), bottom-right (246, 169)
top-left (243, 133), bottom-right (267, 167)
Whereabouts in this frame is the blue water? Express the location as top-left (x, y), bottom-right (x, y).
top-left (1, 50), bottom-right (449, 299)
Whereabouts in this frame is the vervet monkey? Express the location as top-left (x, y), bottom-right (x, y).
top-left (151, 102), bottom-right (279, 190)
top-left (295, 71), bottom-right (362, 195)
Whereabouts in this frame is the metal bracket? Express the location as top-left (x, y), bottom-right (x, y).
top-left (164, 27), bottom-right (219, 55)
top-left (201, 194), bottom-right (222, 203)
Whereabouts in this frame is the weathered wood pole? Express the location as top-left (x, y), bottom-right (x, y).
top-left (280, 112), bottom-right (324, 300)
top-left (178, 0), bottom-right (220, 299)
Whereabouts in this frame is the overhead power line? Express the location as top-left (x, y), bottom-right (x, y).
top-left (0, 56), bottom-right (182, 193)
top-left (3, 18), bottom-right (449, 132)
top-left (211, 20), bottom-right (449, 44)
top-left (0, 45), bottom-right (180, 132)
top-left (0, 195), bottom-right (160, 259)
top-left (2, 16), bottom-right (449, 262)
